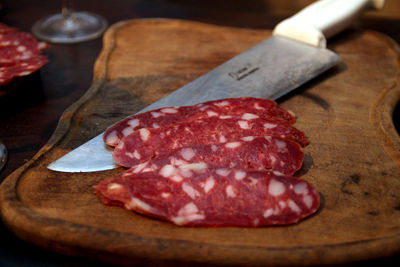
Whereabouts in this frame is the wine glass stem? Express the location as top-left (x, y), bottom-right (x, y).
top-left (62, 0), bottom-right (74, 18)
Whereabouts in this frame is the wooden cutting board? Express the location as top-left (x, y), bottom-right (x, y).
top-left (1, 19), bottom-right (400, 266)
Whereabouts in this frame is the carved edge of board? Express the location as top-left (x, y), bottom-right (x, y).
top-left (369, 31), bottom-right (400, 168)
top-left (93, 20), bottom-right (127, 81)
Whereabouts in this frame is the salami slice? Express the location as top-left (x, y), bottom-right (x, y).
top-left (0, 23), bottom-right (17, 34)
top-left (0, 55), bottom-right (47, 79)
top-left (0, 44), bottom-right (41, 65)
top-left (113, 114), bottom-right (308, 168)
top-left (0, 31), bottom-right (48, 51)
top-left (103, 97), bottom-right (296, 147)
top-left (128, 136), bottom-right (304, 176)
top-left (95, 166), bottom-right (319, 226)
top-left (0, 24), bottom-right (49, 86)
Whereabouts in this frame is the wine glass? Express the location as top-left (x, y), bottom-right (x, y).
top-left (31, 0), bottom-right (107, 43)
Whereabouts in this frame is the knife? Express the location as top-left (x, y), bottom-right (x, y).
top-left (48, 0), bottom-right (384, 172)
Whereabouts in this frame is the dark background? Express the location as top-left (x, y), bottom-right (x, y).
top-left (0, 0), bottom-right (399, 266)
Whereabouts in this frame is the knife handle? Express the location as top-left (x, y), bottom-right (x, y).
top-left (273, 0), bottom-right (385, 48)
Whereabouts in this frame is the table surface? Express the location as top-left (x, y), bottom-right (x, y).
top-left (0, 0), bottom-right (399, 266)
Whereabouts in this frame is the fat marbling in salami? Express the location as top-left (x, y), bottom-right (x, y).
top-left (103, 97), bottom-right (296, 147)
top-left (0, 23), bottom-right (49, 86)
top-left (127, 135), bottom-right (304, 176)
top-left (95, 166), bottom-right (319, 227)
top-left (112, 114), bottom-right (308, 168)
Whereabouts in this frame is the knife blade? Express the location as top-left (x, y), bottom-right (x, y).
top-left (48, 0), bottom-right (384, 172)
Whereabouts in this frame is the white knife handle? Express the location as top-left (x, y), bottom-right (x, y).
top-left (273, 0), bottom-right (385, 48)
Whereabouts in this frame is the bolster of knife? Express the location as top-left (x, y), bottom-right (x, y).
top-left (272, 0), bottom-right (385, 48)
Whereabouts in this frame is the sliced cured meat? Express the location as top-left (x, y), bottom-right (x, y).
top-left (7, 55), bottom-right (47, 75)
top-left (0, 55), bottom-right (48, 85)
top-left (103, 97), bottom-right (296, 147)
top-left (113, 114), bottom-right (308, 168)
top-left (0, 23), bottom-right (17, 34)
top-left (0, 31), bottom-right (48, 48)
top-left (95, 166), bottom-right (319, 226)
top-left (0, 32), bottom-right (49, 65)
top-left (0, 45), bottom-right (39, 65)
top-left (0, 55), bottom-right (47, 78)
top-left (0, 24), bottom-right (49, 86)
top-left (129, 136), bottom-right (304, 175)
top-left (0, 31), bottom-right (48, 50)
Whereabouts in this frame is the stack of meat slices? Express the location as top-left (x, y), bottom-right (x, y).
top-left (95, 97), bottom-right (320, 227)
top-left (0, 23), bottom-right (49, 86)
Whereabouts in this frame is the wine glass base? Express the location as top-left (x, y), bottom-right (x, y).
top-left (32, 12), bottom-right (108, 44)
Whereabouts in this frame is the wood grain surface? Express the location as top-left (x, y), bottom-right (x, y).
top-left (0, 19), bottom-right (400, 266)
